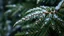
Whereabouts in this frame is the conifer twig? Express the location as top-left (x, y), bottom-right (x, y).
top-left (55, 0), bottom-right (64, 11)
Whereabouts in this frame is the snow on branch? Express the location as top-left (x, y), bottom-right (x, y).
top-left (55, 0), bottom-right (64, 10)
top-left (14, 6), bottom-right (55, 27)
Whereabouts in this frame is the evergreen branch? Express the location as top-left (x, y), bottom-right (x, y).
top-left (14, 6), bottom-right (55, 27)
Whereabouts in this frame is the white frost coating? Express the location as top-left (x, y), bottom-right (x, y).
top-left (52, 23), bottom-right (54, 25)
top-left (18, 14), bottom-right (21, 17)
top-left (14, 20), bottom-right (22, 26)
top-left (27, 15), bottom-right (31, 17)
top-left (36, 7), bottom-right (42, 10)
top-left (6, 4), bottom-right (16, 7)
top-left (27, 11), bottom-right (42, 16)
top-left (26, 25), bottom-right (30, 28)
top-left (35, 22), bottom-right (38, 24)
top-left (12, 4), bottom-right (16, 7)
top-left (49, 13), bottom-right (52, 17)
top-left (36, 31), bottom-right (38, 32)
top-left (59, 31), bottom-right (61, 33)
top-left (7, 25), bottom-right (11, 31)
top-left (26, 32), bottom-right (29, 34)
top-left (55, 0), bottom-right (64, 10)
top-left (42, 9), bottom-right (47, 12)
top-left (39, 19), bottom-right (42, 21)
top-left (43, 14), bottom-right (45, 17)
top-left (34, 11), bottom-right (42, 14)
top-left (14, 11), bottom-right (44, 26)
top-left (6, 10), bottom-right (12, 13)
top-left (53, 14), bottom-right (63, 22)
top-left (22, 18), bottom-right (26, 20)
top-left (40, 16), bottom-right (43, 18)
top-left (45, 22), bottom-right (47, 24)
top-left (40, 6), bottom-right (47, 9)
top-left (30, 9), bottom-right (47, 15)
top-left (54, 14), bottom-right (58, 18)
top-left (37, 0), bottom-right (40, 4)
top-left (26, 6), bottom-right (50, 14)
top-left (15, 25), bottom-right (21, 28)
top-left (57, 18), bottom-right (63, 22)
top-left (14, 6), bottom-right (54, 26)
top-left (26, 7), bottom-right (42, 13)
top-left (45, 18), bottom-right (50, 21)
top-left (15, 9), bottom-right (47, 26)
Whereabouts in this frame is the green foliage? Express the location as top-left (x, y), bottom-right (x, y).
top-left (0, 0), bottom-right (64, 36)
top-left (13, 5), bottom-right (64, 36)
